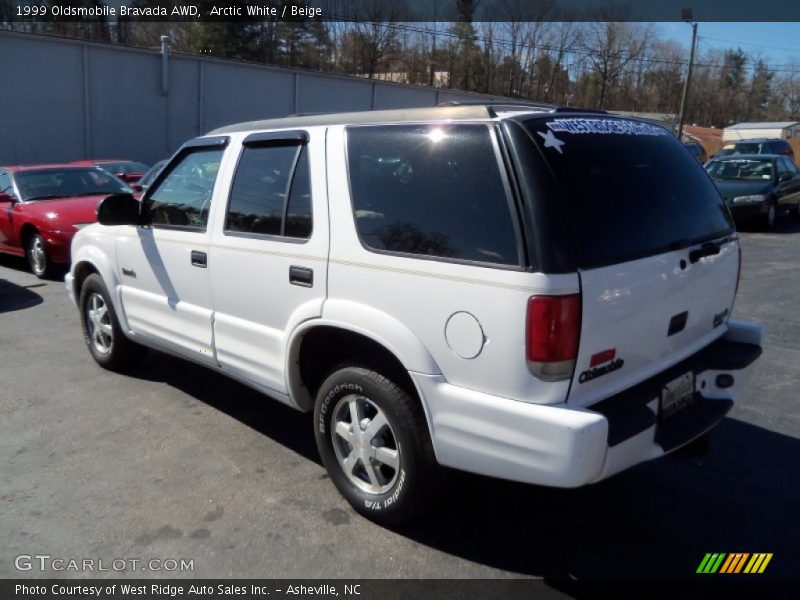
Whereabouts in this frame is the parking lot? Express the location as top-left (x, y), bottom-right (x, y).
top-left (1, 220), bottom-right (798, 582)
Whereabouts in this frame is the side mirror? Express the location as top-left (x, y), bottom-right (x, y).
top-left (97, 193), bottom-right (141, 226)
top-left (0, 192), bottom-right (14, 203)
top-left (131, 183), bottom-right (144, 193)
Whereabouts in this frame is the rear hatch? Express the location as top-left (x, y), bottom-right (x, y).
top-left (517, 116), bottom-right (739, 407)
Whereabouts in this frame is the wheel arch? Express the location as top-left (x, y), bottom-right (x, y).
top-left (286, 307), bottom-right (441, 417)
top-left (18, 222), bottom-right (38, 248)
top-left (70, 248), bottom-right (127, 330)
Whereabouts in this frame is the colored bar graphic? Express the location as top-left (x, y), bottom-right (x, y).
top-left (710, 553), bottom-right (726, 573)
top-left (697, 553), bottom-right (713, 573)
top-left (758, 554), bottom-right (773, 573)
top-left (719, 554), bottom-right (736, 574)
top-left (733, 553), bottom-right (750, 573)
top-left (702, 552), bottom-right (773, 574)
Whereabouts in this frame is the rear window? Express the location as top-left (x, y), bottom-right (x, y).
top-left (346, 124), bottom-right (520, 267)
top-left (733, 142), bottom-right (764, 154)
top-left (523, 117), bottom-right (734, 269)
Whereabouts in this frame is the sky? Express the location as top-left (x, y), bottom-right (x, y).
top-left (659, 22), bottom-right (800, 68)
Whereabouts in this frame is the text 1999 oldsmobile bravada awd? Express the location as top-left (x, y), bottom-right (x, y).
top-left (66, 104), bottom-right (763, 523)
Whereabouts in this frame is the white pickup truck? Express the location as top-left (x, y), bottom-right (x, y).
top-left (67, 104), bottom-right (763, 523)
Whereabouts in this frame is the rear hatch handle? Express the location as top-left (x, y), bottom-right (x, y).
top-left (689, 241), bottom-right (722, 264)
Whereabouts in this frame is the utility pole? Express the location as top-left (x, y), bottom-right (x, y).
top-left (677, 9), bottom-right (697, 142)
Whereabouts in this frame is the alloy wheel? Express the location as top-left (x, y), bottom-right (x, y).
top-left (331, 394), bottom-right (400, 495)
top-left (85, 293), bottom-right (114, 355)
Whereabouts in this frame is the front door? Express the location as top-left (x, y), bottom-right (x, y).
top-left (115, 139), bottom-right (228, 365)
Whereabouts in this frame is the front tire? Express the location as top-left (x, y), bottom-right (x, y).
top-left (27, 233), bottom-right (55, 279)
top-left (79, 274), bottom-right (147, 371)
top-left (314, 365), bottom-right (447, 524)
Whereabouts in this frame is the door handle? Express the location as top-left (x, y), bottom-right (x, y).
top-left (191, 250), bottom-right (207, 268)
top-left (289, 265), bottom-right (313, 287)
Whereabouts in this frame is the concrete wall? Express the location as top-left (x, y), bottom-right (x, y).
top-left (0, 31), bottom-right (505, 167)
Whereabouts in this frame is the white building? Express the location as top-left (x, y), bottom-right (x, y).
top-left (723, 121), bottom-right (800, 141)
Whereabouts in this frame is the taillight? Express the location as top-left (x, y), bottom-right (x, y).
top-left (526, 294), bottom-right (581, 381)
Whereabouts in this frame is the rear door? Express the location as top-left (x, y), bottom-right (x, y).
top-left (520, 116), bottom-right (738, 407)
top-left (208, 130), bottom-right (328, 396)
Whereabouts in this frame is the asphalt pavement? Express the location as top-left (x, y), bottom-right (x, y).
top-left (1, 219), bottom-right (798, 582)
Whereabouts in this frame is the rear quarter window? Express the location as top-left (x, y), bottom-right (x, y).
top-left (522, 117), bottom-right (734, 269)
top-left (346, 124), bottom-right (521, 267)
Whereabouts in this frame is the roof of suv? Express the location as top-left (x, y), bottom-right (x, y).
top-left (207, 103), bottom-right (573, 135)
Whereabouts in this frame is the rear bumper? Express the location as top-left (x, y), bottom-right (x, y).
top-left (412, 319), bottom-right (762, 487)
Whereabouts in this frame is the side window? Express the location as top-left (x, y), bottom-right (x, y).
top-left (225, 143), bottom-right (312, 240)
top-left (777, 158), bottom-right (791, 179)
top-left (785, 157), bottom-right (798, 174)
top-left (0, 171), bottom-right (12, 195)
top-left (146, 148), bottom-right (224, 230)
top-left (346, 124), bottom-right (520, 266)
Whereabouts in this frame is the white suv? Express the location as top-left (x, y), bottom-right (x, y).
top-left (66, 104), bottom-right (763, 523)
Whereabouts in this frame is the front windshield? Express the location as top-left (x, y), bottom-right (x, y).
top-left (706, 159), bottom-right (775, 181)
top-left (15, 167), bottom-right (131, 201)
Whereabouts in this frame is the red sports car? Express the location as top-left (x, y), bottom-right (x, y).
top-left (0, 164), bottom-right (131, 278)
top-left (71, 159), bottom-right (151, 184)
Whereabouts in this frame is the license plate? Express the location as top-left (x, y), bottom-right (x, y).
top-left (660, 371), bottom-right (696, 418)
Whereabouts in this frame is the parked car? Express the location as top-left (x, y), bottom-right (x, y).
top-left (71, 159), bottom-right (150, 184)
top-left (67, 105), bottom-right (763, 523)
top-left (684, 141), bottom-right (708, 164)
top-left (0, 164), bottom-right (131, 277)
top-left (131, 159), bottom-right (168, 199)
top-left (706, 154), bottom-right (800, 229)
top-left (714, 138), bottom-right (795, 161)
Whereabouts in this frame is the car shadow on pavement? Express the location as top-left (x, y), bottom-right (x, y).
top-left (125, 351), bottom-right (798, 580)
top-left (0, 278), bottom-right (44, 313)
top-left (396, 416), bottom-right (799, 580)
top-left (0, 253), bottom-right (65, 280)
top-left (133, 350), bottom-right (320, 464)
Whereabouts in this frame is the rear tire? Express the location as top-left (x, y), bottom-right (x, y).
top-left (79, 274), bottom-right (147, 371)
top-left (314, 364), bottom-right (448, 524)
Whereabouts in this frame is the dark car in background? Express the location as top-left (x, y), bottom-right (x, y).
top-left (714, 138), bottom-right (795, 161)
top-left (684, 141), bottom-right (708, 164)
top-left (706, 154), bottom-right (800, 229)
top-left (71, 159), bottom-right (150, 184)
top-left (0, 164), bottom-right (131, 277)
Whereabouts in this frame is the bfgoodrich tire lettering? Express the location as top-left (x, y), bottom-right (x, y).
top-left (314, 365), bottom-right (447, 524)
top-left (79, 274), bottom-right (147, 371)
